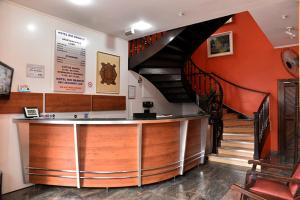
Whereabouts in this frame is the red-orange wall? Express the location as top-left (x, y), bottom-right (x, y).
top-left (192, 11), bottom-right (298, 153)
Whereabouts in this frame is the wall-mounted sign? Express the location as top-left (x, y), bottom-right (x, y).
top-left (26, 64), bottom-right (45, 78)
top-left (54, 30), bottom-right (86, 93)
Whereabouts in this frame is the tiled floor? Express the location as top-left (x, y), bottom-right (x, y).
top-left (2, 162), bottom-right (248, 200)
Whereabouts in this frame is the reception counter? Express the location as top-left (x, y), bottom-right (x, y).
top-left (14, 115), bottom-right (208, 188)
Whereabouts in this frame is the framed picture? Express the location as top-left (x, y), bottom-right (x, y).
top-left (23, 107), bottom-right (40, 118)
top-left (0, 61), bottom-right (14, 99)
top-left (207, 31), bottom-right (233, 58)
top-left (128, 85), bottom-right (136, 99)
top-left (96, 52), bottom-right (120, 94)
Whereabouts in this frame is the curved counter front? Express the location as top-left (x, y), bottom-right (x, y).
top-left (14, 115), bottom-right (209, 188)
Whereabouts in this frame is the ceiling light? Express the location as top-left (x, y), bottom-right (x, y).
top-left (178, 11), bottom-right (185, 17)
top-left (131, 21), bottom-right (152, 31)
top-left (27, 23), bottom-right (36, 32)
top-left (68, 0), bottom-right (92, 6)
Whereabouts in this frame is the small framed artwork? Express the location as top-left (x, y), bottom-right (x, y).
top-left (207, 31), bottom-right (233, 58)
top-left (128, 85), bottom-right (136, 99)
top-left (96, 52), bottom-right (120, 94)
top-left (23, 107), bottom-right (40, 118)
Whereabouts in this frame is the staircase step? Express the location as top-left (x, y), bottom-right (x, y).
top-left (208, 154), bottom-right (252, 167)
top-left (160, 87), bottom-right (186, 94)
top-left (223, 127), bottom-right (254, 134)
top-left (223, 113), bottom-right (239, 120)
top-left (166, 93), bottom-right (191, 99)
top-left (166, 44), bottom-right (184, 53)
top-left (168, 98), bottom-right (194, 103)
top-left (223, 119), bottom-right (254, 127)
top-left (141, 59), bottom-right (183, 68)
top-left (146, 75), bottom-right (181, 82)
top-left (154, 53), bottom-right (184, 61)
top-left (221, 140), bottom-right (254, 150)
top-left (156, 81), bottom-right (184, 88)
top-left (223, 133), bottom-right (254, 141)
top-left (139, 67), bottom-right (181, 75)
top-left (218, 147), bottom-right (254, 158)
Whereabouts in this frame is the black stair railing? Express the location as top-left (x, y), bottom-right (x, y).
top-left (184, 59), bottom-right (224, 153)
top-left (253, 94), bottom-right (270, 159)
top-left (211, 73), bottom-right (271, 159)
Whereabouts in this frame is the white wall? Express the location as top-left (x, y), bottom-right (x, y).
top-left (128, 71), bottom-right (182, 116)
top-left (0, 1), bottom-right (190, 194)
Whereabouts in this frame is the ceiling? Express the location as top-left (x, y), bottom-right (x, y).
top-left (8, 0), bottom-right (299, 47)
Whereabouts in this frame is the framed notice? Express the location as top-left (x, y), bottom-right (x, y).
top-left (96, 52), bottom-right (120, 94)
top-left (54, 30), bottom-right (87, 93)
top-left (128, 85), bottom-right (136, 99)
top-left (26, 64), bottom-right (45, 78)
top-left (207, 31), bottom-right (233, 58)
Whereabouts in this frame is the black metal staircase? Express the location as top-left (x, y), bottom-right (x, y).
top-left (128, 15), bottom-right (232, 152)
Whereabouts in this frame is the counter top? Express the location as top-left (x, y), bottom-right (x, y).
top-left (13, 114), bottom-right (208, 124)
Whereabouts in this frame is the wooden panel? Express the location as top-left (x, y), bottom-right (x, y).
top-left (29, 124), bottom-right (76, 187)
top-left (278, 79), bottom-right (299, 163)
top-left (0, 92), bottom-right (43, 114)
top-left (184, 119), bottom-right (202, 172)
top-left (45, 93), bottom-right (91, 112)
top-left (92, 95), bottom-right (126, 111)
top-left (80, 124), bottom-right (138, 187)
top-left (142, 122), bottom-right (180, 185)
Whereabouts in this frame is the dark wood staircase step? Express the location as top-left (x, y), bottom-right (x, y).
top-left (140, 59), bottom-right (184, 68)
top-left (160, 87), bottom-right (186, 94)
top-left (165, 44), bottom-right (185, 53)
top-left (145, 75), bottom-right (181, 82)
top-left (139, 68), bottom-right (181, 75)
top-left (156, 81), bottom-right (184, 88)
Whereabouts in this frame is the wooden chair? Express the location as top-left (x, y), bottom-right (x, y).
top-left (231, 160), bottom-right (300, 200)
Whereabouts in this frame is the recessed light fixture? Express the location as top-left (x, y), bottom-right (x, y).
top-left (281, 14), bottom-right (288, 19)
top-left (178, 11), bottom-right (185, 17)
top-left (131, 21), bottom-right (152, 31)
top-left (27, 23), bottom-right (36, 32)
top-left (68, 0), bottom-right (92, 6)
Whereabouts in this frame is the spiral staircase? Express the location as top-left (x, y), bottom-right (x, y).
top-left (128, 15), bottom-right (232, 155)
top-left (128, 15), bottom-right (269, 167)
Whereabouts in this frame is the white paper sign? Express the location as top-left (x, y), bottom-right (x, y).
top-left (54, 30), bottom-right (86, 93)
top-left (26, 64), bottom-right (45, 78)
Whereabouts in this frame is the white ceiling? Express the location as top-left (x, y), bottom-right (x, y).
top-left (8, 0), bottom-right (299, 47)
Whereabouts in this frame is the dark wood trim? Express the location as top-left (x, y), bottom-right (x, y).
top-left (231, 184), bottom-right (267, 200)
top-left (92, 95), bottom-right (126, 111)
top-left (45, 93), bottom-right (92, 113)
top-left (0, 92), bottom-right (43, 114)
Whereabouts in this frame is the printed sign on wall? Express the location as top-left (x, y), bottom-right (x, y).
top-left (26, 64), bottom-right (45, 78)
top-left (54, 30), bottom-right (86, 93)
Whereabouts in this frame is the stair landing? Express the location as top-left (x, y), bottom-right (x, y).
top-left (208, 110), bottom-right (254, 167)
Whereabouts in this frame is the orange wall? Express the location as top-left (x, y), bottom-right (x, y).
top-left (192, 11), bottom-right (298, 153)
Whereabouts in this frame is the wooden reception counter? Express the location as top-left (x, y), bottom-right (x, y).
top-left (14, 115), bottom-right (208, 188)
